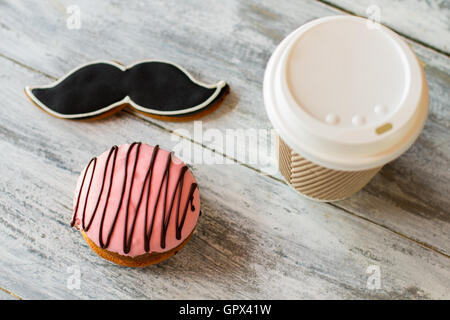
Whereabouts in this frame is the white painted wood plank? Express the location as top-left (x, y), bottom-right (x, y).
top-left (319, 0), bottom-right (450, 54)
top-left (0, 0), bottom-right (449, 255)
top-left (0, 0), bottom-right (449, 256)
top-left (0, 287), bottom-right (20, 300)
top-left (0, 57), bottom-right (449, 299)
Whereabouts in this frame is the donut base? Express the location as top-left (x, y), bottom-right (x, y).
top-left (81, 230), bottom-right (193, 267)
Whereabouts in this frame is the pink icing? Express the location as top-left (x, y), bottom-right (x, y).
top-left (72, 143), bottom-right (201, 257)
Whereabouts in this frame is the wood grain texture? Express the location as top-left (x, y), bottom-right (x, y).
top-left (0, 0), bottom-right (449, 299)
top-left (319, 0), bottom-right (450, 54)
top-left (0, 57), bottom-right (449, 299)
top-left (0, 287), bottom-right (21, 300)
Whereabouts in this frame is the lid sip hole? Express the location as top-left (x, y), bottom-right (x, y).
top-left (376, 123), bottom-right (393, 135)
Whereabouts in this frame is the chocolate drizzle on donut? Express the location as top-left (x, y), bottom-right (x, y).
top-left (71, 143), bottom-right (198, 254)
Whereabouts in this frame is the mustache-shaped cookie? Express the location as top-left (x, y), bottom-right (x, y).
top-left (25, 60), bottom-right (229, 120)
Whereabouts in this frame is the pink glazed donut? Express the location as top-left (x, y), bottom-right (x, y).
top-left (71, 142), bottom-right (201, 267)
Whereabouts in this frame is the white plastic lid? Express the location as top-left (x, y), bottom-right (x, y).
top-left (264, 16), bottom-right (428, 171)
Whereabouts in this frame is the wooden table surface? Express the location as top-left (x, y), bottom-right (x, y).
top-left (0, 0), bottom-right (449, 299)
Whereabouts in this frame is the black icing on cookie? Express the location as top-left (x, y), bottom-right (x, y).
top-left (25, 60), bottom-right (228, 119)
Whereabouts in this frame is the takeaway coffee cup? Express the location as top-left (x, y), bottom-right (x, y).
top-left (264, 16), bottom-right (429, 201)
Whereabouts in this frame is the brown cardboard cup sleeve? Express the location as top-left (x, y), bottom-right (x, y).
top-left (277, 135), bottom-right (381, 201)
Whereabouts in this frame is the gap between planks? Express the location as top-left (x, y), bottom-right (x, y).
top-left (315, 0), bottom-right (450, 58)
top-left (0, 285), bottom-right (23, 300)
top-left (2, 47), bottom-right (449, 261)
top-left (131, 111), bottom-right (450, 260)
top-left (0, 52), bottom-right (56, 81)
top-left (328, 203), bottom-right (450, 260)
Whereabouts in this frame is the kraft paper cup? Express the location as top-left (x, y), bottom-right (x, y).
top-left (264, 16), bottom-right (429, 202)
